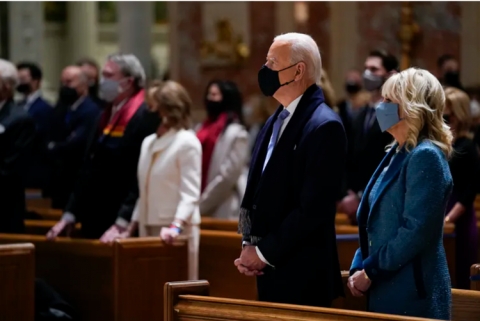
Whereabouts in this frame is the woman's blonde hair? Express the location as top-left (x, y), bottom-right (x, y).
top-left (146, 80), bottom-right (192, 130)
top-left (382, 67), bottom-right (453, 157)
top-left (444, 86), bottom-right (472, 139)
top-left (317, 68), bottom-right (337, 109)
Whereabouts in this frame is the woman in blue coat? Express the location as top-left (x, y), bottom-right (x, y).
top-left (348, 67), bottom-right (453, 320)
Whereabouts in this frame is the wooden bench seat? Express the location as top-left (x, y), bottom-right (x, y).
top-left (0, 234), bottom-right (188, 321)
top-left (0, 243), bottom-right (35, 321)
top-left (164, 280), bottom-right (480, 321)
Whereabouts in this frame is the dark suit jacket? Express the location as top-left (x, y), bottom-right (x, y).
top-left (65, 101), bottom-right (160, 238)
top-left (46, 96), bottom-right (101, 209)
top-left (0, 100), bottom-right (36, 233)
top-left (22, 96), bottom-right (54, 188)
top-left (241, 85), bottom-right (346, 306)
top-left (346, 105), bottom-right (392, 194)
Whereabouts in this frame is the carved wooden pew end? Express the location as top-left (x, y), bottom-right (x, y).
top-left (0, 243), bottom-right (35, 321)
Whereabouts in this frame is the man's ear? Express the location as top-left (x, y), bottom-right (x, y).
top-left (296, 62), bottom-right (307, 81)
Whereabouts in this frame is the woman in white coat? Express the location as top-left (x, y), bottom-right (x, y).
top-left (197, 80), bottom-right (249, 220)
top-left (121, 80), bottom-right (202, 280)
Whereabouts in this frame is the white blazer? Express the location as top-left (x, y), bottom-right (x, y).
top-left (199, 123), bottom-right (249, 220)
top-left (132, 129), bottom-right (202, 236)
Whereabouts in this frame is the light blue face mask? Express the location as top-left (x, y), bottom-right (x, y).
top-left (375, 102), bottom-right (402, 132)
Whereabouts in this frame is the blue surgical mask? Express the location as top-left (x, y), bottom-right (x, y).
top-left (375, 102), bottom-right (402, 132)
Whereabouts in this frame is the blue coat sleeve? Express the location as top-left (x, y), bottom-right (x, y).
top-left (363, 147), bottom-right (452, 281)
top-left (350, 247), bottom-right (363, 275)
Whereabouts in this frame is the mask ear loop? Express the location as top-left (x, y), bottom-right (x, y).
top-left (279, 64), bottom-right (301, 87)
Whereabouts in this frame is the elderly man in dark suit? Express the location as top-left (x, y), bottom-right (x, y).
top-left (235, 33), bottom-right (347, 307)
top-left (47, 53), bottom-right (160, 240)
top-left (0, 59), bottom-right (36, 233)
top-left (16, 62), bottom-right (54, 190)
top-left (46, 65), bottom-right (101, 209)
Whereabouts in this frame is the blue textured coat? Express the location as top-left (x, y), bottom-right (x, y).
top-left (350, 140), bottom-right (453, 320)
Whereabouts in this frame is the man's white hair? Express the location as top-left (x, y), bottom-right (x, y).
top-left (0, 59), bottom-right (19, 90)
top-left (107, 53), bottom-right (146, 88)
top-left (273, 33), bottom-right (322, 84)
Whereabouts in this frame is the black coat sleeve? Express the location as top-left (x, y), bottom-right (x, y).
top-left (116, 107), bottom-right (160, 222)
top-left (0, 114), bottom-right (36, 178)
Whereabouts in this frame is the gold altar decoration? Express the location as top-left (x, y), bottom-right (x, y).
top-left (200, 19), bottom-right (250, 67)
top-left (398, 2), bottom-right (421, 70)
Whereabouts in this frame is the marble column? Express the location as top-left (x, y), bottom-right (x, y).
top-left (168, 2), bottom-right (180, 81)
top-left (118, 2), bottom-right (153, 79)
top-left (329, 2), bottom-right (359, 95)
top-left (67, 2), bottom-right (97, 63)
top-left (461, 2), bottom-right (480, 86)
top-left (8, 1), bottom-right (44, 63)
top-left (275, 2), bottom-right (295, 36)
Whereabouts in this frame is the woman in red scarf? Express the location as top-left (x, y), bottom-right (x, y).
top-left (196, 80), bottom-right (249, 220)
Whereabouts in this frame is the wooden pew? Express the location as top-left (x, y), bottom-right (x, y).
top-left (199, 226), bottom-right (456, 302)
top-left (164, 280), bottom-right (480, 321)
top-left (24, 219), bottom-right (81, 236)
top-left (0, 234), bottom-right (188, 321)
top-left (472, 263), bottom-right (480, 291)
top-left (200, 214), bottom-right (350, 231)
top-left (26, 207), bottom-right (62, 221)
top-left (0, 243), bottom-right (35, 321)
top-left (25, 189), bottom-right (51, 209)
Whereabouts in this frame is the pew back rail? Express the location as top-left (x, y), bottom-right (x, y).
top-left (164, 280), bottom-right (455, 321)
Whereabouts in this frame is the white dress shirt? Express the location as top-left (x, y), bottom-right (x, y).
top-left (110, 99), bottom-right (128, 121)
top-left (255, 94), bottom-right (303, 267)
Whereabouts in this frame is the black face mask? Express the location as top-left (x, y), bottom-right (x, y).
top-left (257, 64), bottom-right (298, 97)
top-left (16, 83), bottom-right (31, 95)
top-left (345, 82), bottom-right (361, 94)
top-left (443, 114), bottom-right (451, 124)
top-left (205, 100), bottom-right (225, 118)
top-left (88, 83), bottom-right (99, 98)
top-left (58, 86), bottom-right (79, 106)
top-left (444, 71), bottom-right (461, 88)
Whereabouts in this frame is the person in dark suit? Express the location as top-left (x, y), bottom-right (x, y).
top-left (76, 57), bottom-right (105, 108)
top-left (338, 50), bottom-right (398, 223)
top-left (0, 59), bottom-right (36, 233)
top-left (235, 33), bottom-right (347, 307)
top-left (46, 65), bottom-right (101, 209)
top-left (16, 62), bottom-right (54, 189)
top-left (47, 53), bottom-right (160, 240)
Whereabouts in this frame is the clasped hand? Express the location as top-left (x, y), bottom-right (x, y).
top-left (347, 270), bottom-right (371, 297)
top-left (234, 245), bottom-right (266, 277)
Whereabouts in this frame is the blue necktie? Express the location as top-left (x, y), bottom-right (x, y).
top-left (263, 109), bottom-right (290, 172)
